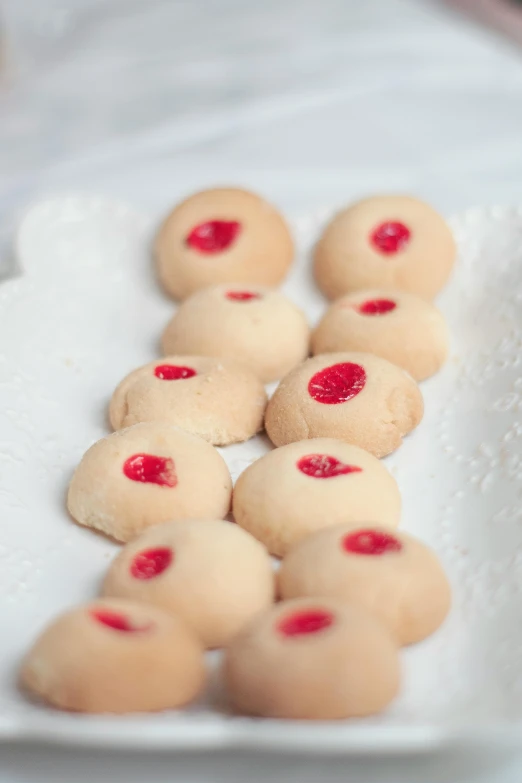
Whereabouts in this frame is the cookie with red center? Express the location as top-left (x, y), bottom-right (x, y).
top-left (223, 597), bottom-right (400, 719)
top-left (161, 285), bottom-right (310, 384)
top-left (19, 599), bottom-right (205, 713)
top-left (67, 422), bottom-right (232, 542)
top-left (110, 355), bottom-right (266, 446)
top-left (155, 188), bottom-right (294, 300)
top-left (103, 519), bottom-right (275, 648)
top-left (313, 195), bottom-right (456, 301)
top-left (232, 438), bottom-right (400, 557)
top-left (264, 352), bottom-right (423, 457)
top-left (311, 289), bottom-right (449, 381)
top-left (279, 524), bottom-right (451, 646)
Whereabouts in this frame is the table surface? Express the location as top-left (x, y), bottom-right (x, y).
top-left (2, 0), bottom-right (522, 780)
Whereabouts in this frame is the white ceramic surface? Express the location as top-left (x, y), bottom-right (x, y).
top-left (0, 194), bottom-right (521, 752)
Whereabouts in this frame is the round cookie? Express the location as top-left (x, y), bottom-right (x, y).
top-left (103, 519), bottom-right (275, 648)
top-left (20, 599), bottom-right (205, 713)
top-left (233, 438), bottom-right (400, 557)
top-left (223, 598), bottom-right (400, 719)
top-left (67, 422), bottom-right (232, 542)
top-left (264, 352), bottom-right (423, 458)
top-left (278, 524), bottom-right (451, 646)
top-left (161, 284), bottom-right (310, 384)
top-left (314, 195), bottom-right (456, 301)
top-left (155, 188), bottom-right (294, 300)
top-left (311, 289), bottom-right (449, 381)
top-left (110, 356), bottom-right (266, 446)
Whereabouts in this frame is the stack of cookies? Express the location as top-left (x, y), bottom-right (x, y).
top-left (21, 187), bottom-right (455, 721)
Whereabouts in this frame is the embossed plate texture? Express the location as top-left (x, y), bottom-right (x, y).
top-left (0, 196), bottom-right (521, 753)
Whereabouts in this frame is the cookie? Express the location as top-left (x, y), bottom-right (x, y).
top-left (279, 524), bottom-right (451, 646)
top-left (67, 422), bottom-right (232, 542)
top-left (110, 356), bottom-right (266, 446)
top-left (20, 599), bottom-right (205, 713)
top-left (161, 284), bottom-right (310, 384)
top-left (264, 352), bottom-right (423, 457)
top-left (233, 438), bottom-right (400, 557)
top-left (311, 289), bottom-right (449, 381)
top-left (103, 519), bottom-right (275, 648)
top-left (223, 598), bottom-right (400, 719)
top-left (314, 195), bottom-right (456, 301)
top-left (155, 188), bottom-right (294, 300)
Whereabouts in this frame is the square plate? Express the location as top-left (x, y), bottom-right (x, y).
top-left (1, 193), bottom-right (521, 753)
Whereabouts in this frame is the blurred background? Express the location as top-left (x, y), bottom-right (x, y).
top-left (1, 0), bottom-right (522, 236)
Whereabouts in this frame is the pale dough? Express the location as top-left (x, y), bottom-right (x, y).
top-left (155, 187), bottom-right (294, 300)
top-left (314, 195), bottom-right (456, 301)
top-left (311, 289), bottom-right (449, 381)
top-left (67, 422), bottom-right (232, 542)
top-left (264, 352), bottom-right (423, 457)
top-left (223, 597), bottom-right (400, 719)
top-left (110, 356), bottom-right (267, 446)
top-left (278, 524), bottom-right (451, 646)
top-left (103, 518), bottom-right (275, 648)
top-left (20, 599), bottom-right (205, 713)
top-left (161, 284), bottom-right (310, 384)
top-left (233, 438), bottom-right (401, 557)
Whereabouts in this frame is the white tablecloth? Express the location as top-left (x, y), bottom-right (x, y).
top-left (2, 0), bottom-right (522, 780)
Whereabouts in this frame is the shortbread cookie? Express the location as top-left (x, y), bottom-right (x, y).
top-left (264, 352), bottom-right (423, 457)
top-left (279, 524), bottom-right (451, 646)
top-left (67, 423), bottom-right (232, 542)
top-left (155, 188), bottom-right (294, 300)
top-left (314, 195), bottom-right (456, 300)
top-left (20, 599), bottom-right (205, 713)
top-left (233, 439), bottom-right (400, 557)
top-left (103, 519), bottom-right (275, 648)
top-left (161, 285), bottom-right (309, 383)
top-left (110, 356), bottom-right (266, 446)
top-left (311, 289), bottom-right (449, 381)
top-left (223, 598), bottom-right (400, 719)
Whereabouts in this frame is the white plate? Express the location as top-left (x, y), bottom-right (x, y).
top-left (0, 193), bottom-right (521, 754)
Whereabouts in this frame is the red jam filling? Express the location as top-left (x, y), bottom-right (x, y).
top-left (91, 608), bottom-right (151, 633)
top-left (370, 221), bottom-right (411, 254)
top-left (359, 298), bottom-right (397, 315)
top-left (154, 364), bottom-right (196, 380)
top-left (297, 454), bottom-right (362, 479)
top-left (186, 220), bottom-right (241, 253)
top-left (308, 362), bottom-right (366, 405)
top-left (225, 291), bottom-right (261, 302)
top-left (278, 609), bottom-right (334, 637)
top-left (123, 454), bottom-right (177, 488)
top-left (130, 547), bottom-right (173, 579)
top-left (342, 529), bottom-right (402, 556)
